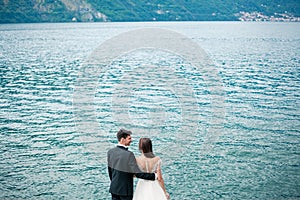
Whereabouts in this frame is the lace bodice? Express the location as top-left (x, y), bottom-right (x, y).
top-left (136, 155), bottom-right (162, 173)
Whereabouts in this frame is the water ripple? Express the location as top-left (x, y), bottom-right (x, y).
top-left (1, 22), bottom-right (299, 199)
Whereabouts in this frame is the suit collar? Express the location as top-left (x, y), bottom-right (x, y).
top-left (117, 144), bottom-right (128, 150)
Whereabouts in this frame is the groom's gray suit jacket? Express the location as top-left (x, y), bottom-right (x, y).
top-left (107, 146), bottom-right (155, 196)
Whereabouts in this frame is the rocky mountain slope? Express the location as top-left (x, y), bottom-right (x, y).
top-left (1, 0), bottom-right (299, 23)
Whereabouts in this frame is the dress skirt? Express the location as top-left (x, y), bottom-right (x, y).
top-left (133, 179), bottom-right (167, 200)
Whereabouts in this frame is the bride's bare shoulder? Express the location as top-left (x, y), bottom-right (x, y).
top-left (153, 156), bottom-right (161, 162)
top-left (135, 156), bottom-right (143, 161)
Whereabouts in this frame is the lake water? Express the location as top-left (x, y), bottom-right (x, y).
top-left (0, 22), bottom-right (299, 199)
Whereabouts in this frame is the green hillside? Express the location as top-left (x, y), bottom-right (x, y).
top-left (1, 0), bottom-right (300, 23)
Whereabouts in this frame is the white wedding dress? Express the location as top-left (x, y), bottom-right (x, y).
top-left (133, 155), bottom-right (167, 200)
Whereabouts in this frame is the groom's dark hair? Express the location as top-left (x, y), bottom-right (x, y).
top-left (117, 128), bottom-right (132, 141)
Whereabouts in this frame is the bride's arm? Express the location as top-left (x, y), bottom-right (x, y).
top-left (157, 161), bottom-right (170, 199)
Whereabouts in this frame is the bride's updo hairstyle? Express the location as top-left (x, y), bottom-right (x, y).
top-left (139, 138), bottom-right (155, 158)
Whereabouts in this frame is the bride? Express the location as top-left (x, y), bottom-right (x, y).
top-left (133, 138), bottom-right (170, 200)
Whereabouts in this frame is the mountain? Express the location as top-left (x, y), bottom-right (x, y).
top-left (1, 0), bottom-right (300, 23)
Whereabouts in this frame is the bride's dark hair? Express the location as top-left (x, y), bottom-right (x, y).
top-left (139, 138), bottom-right (155, 158)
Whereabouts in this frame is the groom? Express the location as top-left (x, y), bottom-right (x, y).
top-left (107, 128), bottom-right (158, 200)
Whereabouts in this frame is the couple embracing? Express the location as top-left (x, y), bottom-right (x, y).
top-left (107, 128), bottom-right (170, 200)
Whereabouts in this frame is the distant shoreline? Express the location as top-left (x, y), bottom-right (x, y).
top-left (1, 20), bottom-right (300, 25)
top-left (2, 1), bottom-right (299, 24)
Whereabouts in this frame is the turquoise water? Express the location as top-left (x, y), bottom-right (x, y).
top-left (0, 22), bottom-right (299, 199)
